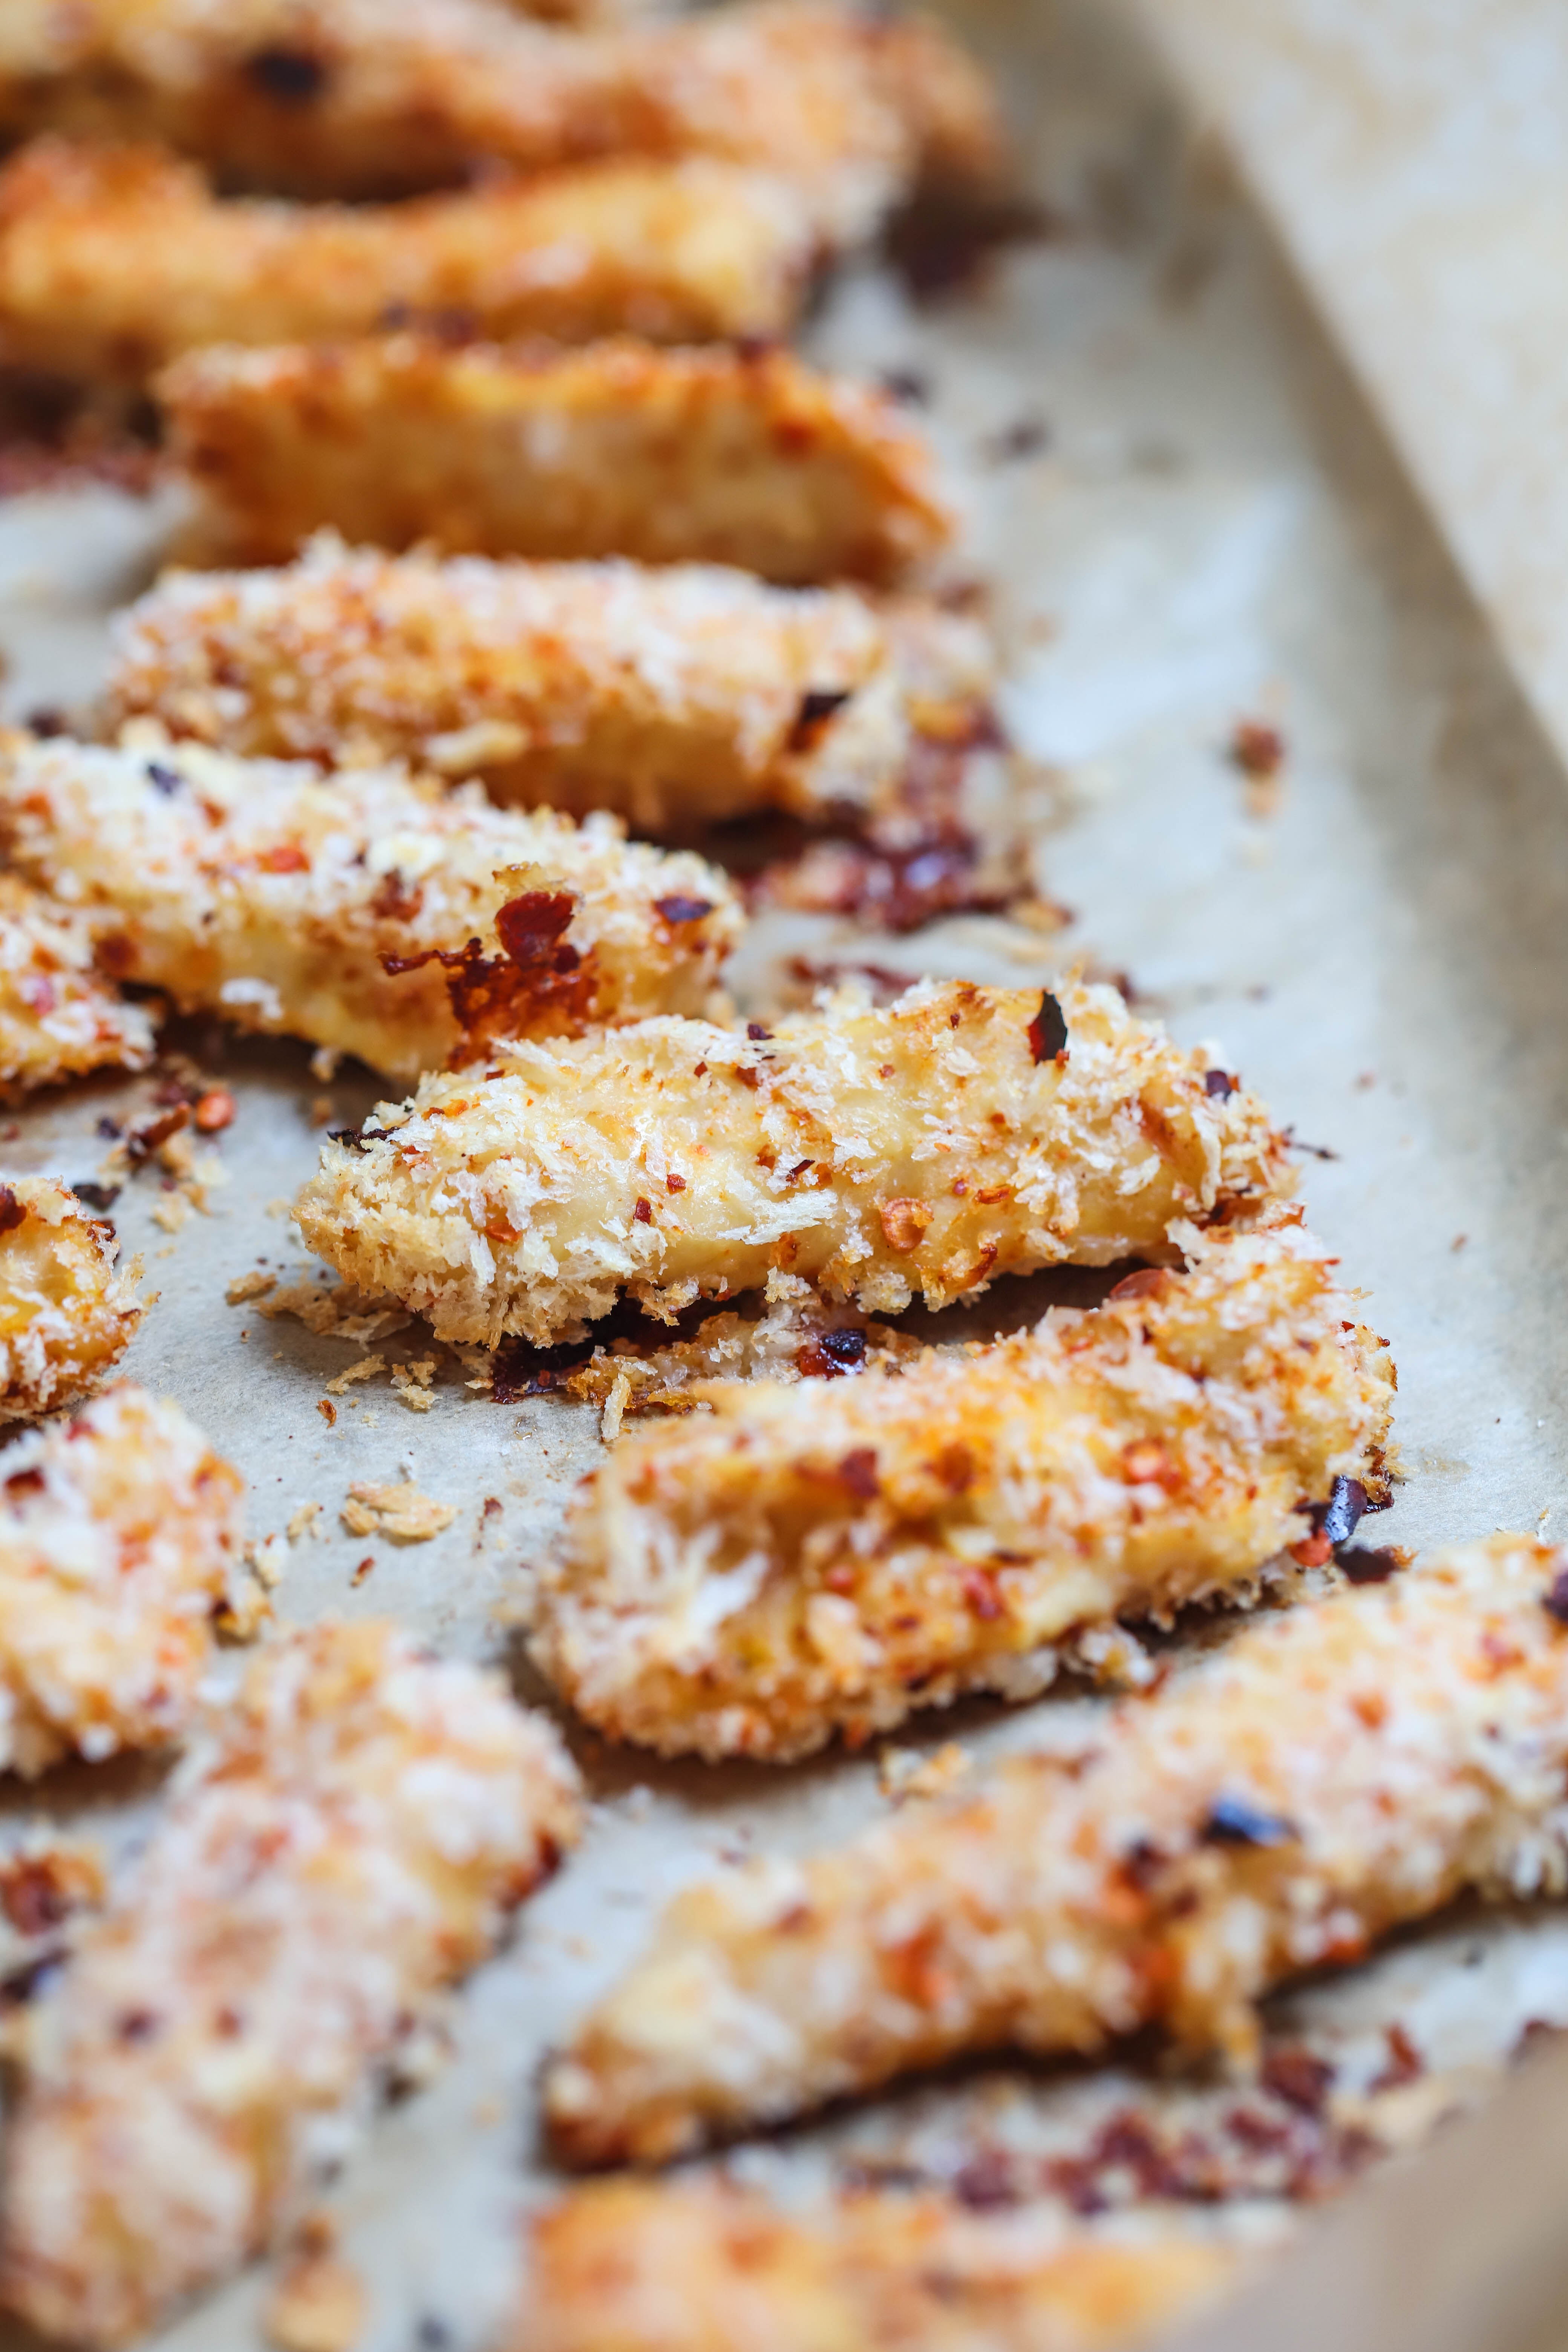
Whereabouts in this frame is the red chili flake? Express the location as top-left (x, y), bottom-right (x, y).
top-left (145, 760), bottom-right (182, 796)
top-left (256, 841), bottom-right (309, 873)
top-left (317, 1398), bottom-right (337, 1427)
top-left (666, 1173), bottom-right (687, 1193)
top-left (633, 1197), bottom-right (653, 1225)
top-left (692, 1062), bottom-right (708, 1078)
top-left (72, 1179), bottom-right (120, 1214)
top-left (116, 2008), bottom-right (161, 2044)
top-left (351, 1555), bottom-right (374, 1586)
top-left (795, 1328), bottom-right (866, 1380)
top-left (837, 1448), bottom-right (879, 1499)
top-left (1027, 989), bottom-right (1068, 1064)
top-left (194, 1088), bottom-right (235, 1133)
top-left (786, 1159), bottom-right (813, 1183)
top-left (1370, 2022), bottom-right (1424, 2092)
top-left (746, 1023), bottom-right (774, 1042)
top-left (1545, 1568), bottom-right (1568, 1624)
top-left (482, 1497), bottom-right (502, 1519)
top-left (951, 2151), bottom-right (1018, 2211)
top-left (961, 1567), bottom-right (1002, 1621)
top-left (788, 688), bottom-right (852, 750)
top-left (495, 890), bottom-right (574, 966)
top-left (1230, 719), bottom-right (1286, 780)
top-left (1340, 1545), bottom-right (1407, 1586)
top-left (1204, 1069), bottom-right (1237, 1098)
top-left (0, 1186), bottom-right (24, 1237)
top-left (655, 895), bottom-right (714, 924)
top-left (1260, 2046), bottom-right (1335, 2115)
top-left (0, 1858), bottom-right (72, 1937)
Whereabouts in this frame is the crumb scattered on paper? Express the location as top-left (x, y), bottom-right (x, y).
top-left (286, 1502), bottom-right (322, 1543)
top-left (390, 1357), bottom-right (437, 1413)
top-left (341, 1478), bottom-right (455, 1542)
top-left (227, 1269), bottom-right (276, 1305)
top-left (878, 1741), bottom-right (972, 1804)
top-left (150, 1191), bottom-right (190, 1234)
top-left (261, 1279), bottom-right (409, 1346)
top-left (310, 1096), bottom-right (335, 1127)
top-left (1229, 715), bottom-right (1286, 817)
top-left (326, 1354), bottom-right (386, 1397)
top-left (265, 2219), bottom-right (365, 2352)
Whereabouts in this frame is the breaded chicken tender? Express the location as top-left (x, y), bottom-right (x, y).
top-left (107, 541), bottom-right (996, 835)
top-left (293, 978), bottom-right (1292, 1348)
top-left (0, 141), bottom-right (820, 388)
top-left (0, 0), bottom-right (1004, 236)
top-left (546, 1536), bottom-right (1568, 2165)
top-left (0, 1385), bottom-right (244, 1779)
top-left (534, 1213), bottom-right (1395, 1761)
top-left (0, 874), bottom-right (155, 1093)
top-left (159, 335), bottom-right (955, 582)
top-left (525, 2177), bottom-right (1238, 2352)
top-left (0, 1618), bottom-right (583, 2349)
top-left (0, 1176), bottom-right (141, 1425)
top-left (0, 730), bottom-right (740, 1079)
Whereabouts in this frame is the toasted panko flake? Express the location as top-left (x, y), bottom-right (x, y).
top-left (525, 2177), bottom-right (1239, 2352)
top-left (534, 1214), bottom-right (1395, 1760)
top-left (555, 1295), bottom-right (920, 1434)
top-left (0, 1384), bottom-right (245, 1778)
top-left (0, 730), bottom-right (740, 1078)
top-left (0, 0), bottom-right (1004, 233)
top-left (0, 141), bottom-right (821, 387)
top-left (107, 541), bottom-right (997, 835)
top-left (0, 874), bottom-right (154, 1093)
top-left (294, 977), bottom-right (1292, 1349)
top-left (159, 335), bottom-right (955, 582)
top-left (0, 1617), bottom-right (584, 2349)
top-left (0, 1176), bottom-right (141, 1424)
top-left (340, 1478), bottom-right (455, 1540)
top-left (545, 1537), bottom-right (1568, 2167)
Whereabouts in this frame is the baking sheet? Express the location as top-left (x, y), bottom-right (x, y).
top-left (6, 1), bottom-right (1568, 2343)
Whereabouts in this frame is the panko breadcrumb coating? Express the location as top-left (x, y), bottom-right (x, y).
top-left (534, 1212), bottom-right (1395, 1761)
top-left (0, 141), bottom-right (821, 388)
top-left (158, 335), bottom-right (955, 581)
top-left (0, 874), bottom-right (154, 1093)
top-left (0, 1384), bottom-right (245, 1779)
top-left (0, 1175), bottom-right (141, 1424)
top-left (0, 1618), bottom-right (583, 2349)
top-left (545, 1536), bottom-right (1568, 2166)
top-left (525, 2177), bottom-right (1239, 2352)
top-left (293, 977), bottom-right (1292, 1348)
top-left (0, 730), bottom-right (741, 1079)
top-left (0, 0), bottom-right (1004, 235)
top-left (106, 541), bottom-right (997, 835)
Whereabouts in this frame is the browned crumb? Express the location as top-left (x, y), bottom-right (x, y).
top-left (264, 2219), bottom-right (365, 2352)
top-left (340, 1479), bottom-right (455, 1541)
top-left (225, 1268), bottom-right (276, 1305)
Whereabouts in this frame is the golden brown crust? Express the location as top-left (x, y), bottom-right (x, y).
top-left (533, 1212), bottom-right (1395, 1760)
top-left (292, 977), bottom-right (1293, 1348)
top-left (0, 140), bottom-right (819, 387)
top-left (106, 541), bottom-right (996, 834)
top-left (0, 729), bottom-right (741, 1078)
top-left (158, 335), bottom-right (956, 583)
top-left (0, 1384), bottom-right (245, 1779)
top-left (545, 1537), bottom-right (1568, 2166)
top-left (0, 0), bottom-right (1004, 230)
top-left (0, 874), bottom-right (155, 1093)
top-left (0, 1617), bottom-right (583, 2348)
top-left (525, 2177), bottom-right (1237, 2352)
top-left (0, 1175), bottom-right (141, 1425)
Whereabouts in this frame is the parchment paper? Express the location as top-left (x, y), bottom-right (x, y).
top-left (4, 4), bottom-right (1568, 2344)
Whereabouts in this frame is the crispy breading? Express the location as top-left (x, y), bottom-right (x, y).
top-left (0, 141), bottom-right (821, 388)
top-left (525, 2177), bottom-right (1238, 2352)
top-left (0, 0), bottom-right (1004, 234)
top-left (158, 335), bottom-right (955, 582)
top-left (0, 1175), bottom-right (141, 1424)
top-left (106, 541), bottom-right (996, 834)
top-left (0, 1384), bottom-right (245, 1779)
top-left (0, 1618), bottom-right (583, 2349)
top-left (292, 977), bottom-right (1293, 1349)
top-left (0, 730), bottom-right (741, 1079)
top-left (0, 874), bottom-right (154, 1093)
top-left (533, 1214), bottom-right (1395, 1761)
top-left (545, 1536), bottom-right (1568, 2165)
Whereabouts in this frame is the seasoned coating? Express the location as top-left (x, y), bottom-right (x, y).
top-left (525, 2178), bottom-right (1238, 2352)
top-left (0, 1384), bottom-right (245, 1779)
top-left (292, 977), bottom-right (1293, 1348)
top-left (159, 335), bottom-right (956, 583)
top-left (0, 1619), bottom-right (583, 2348)
top-left (0, 730), bottom-right (741, 1080)
top-left (0, 0), bottom-right (1004, 235)
top-left (0, 875), bottom-right (155, 1093)
top-left (107, 541), bottom-right (996, 834)
top-left (0, 141), bottom-right (820, 389)
top-left (534, 1213), bottom-right (1395, 1761)
top-left (0, 1176), bottom-right (141, 1426)
top-left (545, 1536), bottom-right (1568, 2165)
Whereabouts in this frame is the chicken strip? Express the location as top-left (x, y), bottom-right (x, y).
top-left (0, 730), bottom-right (740, 1079)
top-left (0, 1176), bottom-right (141, 1425)
top-left (106, 541), bottom-right (996, 835)
top-left (293, 977), bottom-right (1292, 1348)
top-left (546, 1535), bottom-right (1568, 2165)
top-left (525, 2177), bottom-right (1238, 2352)
top-left (0, 874), bottom-right (155, 1093)
top-left (158, 335), bottom-right (955, 582)
top-left (0, 1618), bottom-right (583, 2349)
top-left (534, 1213), bottom-right (1395, 1761)
top-left (0, 0), bottom-right (1004, 236)
top-left (0, 141), bottom-right (820, 389)
top-left (0, 1384), bottom-right (245, 1779)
